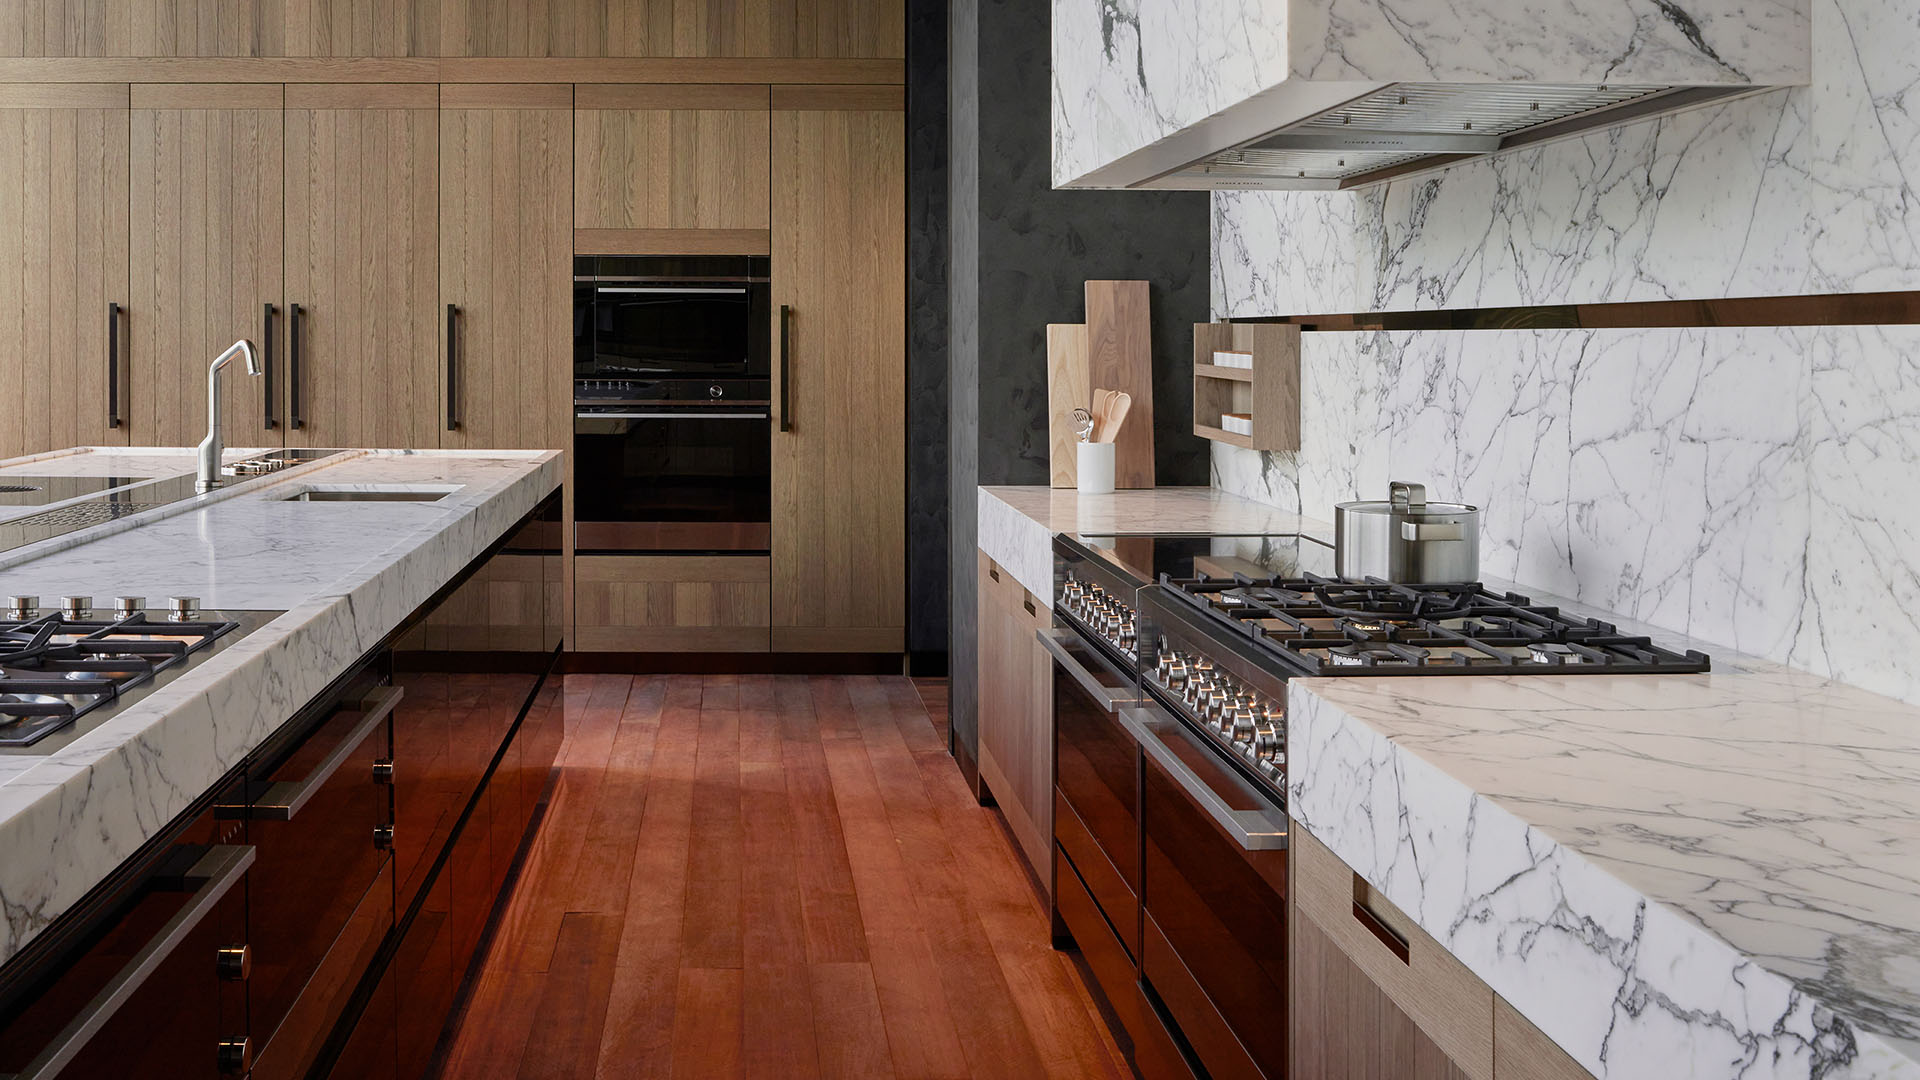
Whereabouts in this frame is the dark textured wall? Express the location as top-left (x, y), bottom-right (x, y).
top-left (907, 0), bottom-right (950, 667)
top-left (946, 0), bottom-right (1211, 758)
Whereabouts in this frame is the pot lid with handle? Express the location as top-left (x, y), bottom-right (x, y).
top-left (1336, 480), bottom-right (1479, 517)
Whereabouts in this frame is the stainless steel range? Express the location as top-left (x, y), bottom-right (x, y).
top-left (0, 597), bottom-right (281, 751)
top-left (1045, 531), bottom-right (1713, 1080)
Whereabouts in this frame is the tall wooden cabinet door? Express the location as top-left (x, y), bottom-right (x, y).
top-left (284, 84), bottom-right (441, 448)
top-left (0, 85), bottom-right (129, 458)
top-left (573, 84), bottom-right (770, 235)
top-left (769, 87), bottom-right (906, 653)
top-left (129, 84), bottom-right (283, 447)
top-left (437, 84), bottom-right (571, 451)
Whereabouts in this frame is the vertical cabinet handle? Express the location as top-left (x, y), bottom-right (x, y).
top-left (778, 304), bottom-right (791, 433)
top-left (445, 304), bottom-right (460, 432)
top-left (262, 304), bottom-right (277, 430)
top-left (288, 303), bottom-right (304, 431)
top-left (106, 302), bottom-right (121, 429)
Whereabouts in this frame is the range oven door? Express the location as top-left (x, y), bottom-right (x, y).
top-left (1040, 626), bottom-right (1141, 953)
top-left (1125, 700), bottom-right (1291, 1080)
top-left (574, 400), bottom-right (772, 553)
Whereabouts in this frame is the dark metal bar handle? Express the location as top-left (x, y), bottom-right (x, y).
top-left (262, 303), bottom-right (276, 430)
top-left (778, 304), bottom-right (791, 433)
top-left (1036, 628), bottom-right (1133, 714)
top-left (4, 845), bottom-right (255, 1080)
top-left (288, 303), bottom-right (304, 430)
top-left (446, 303), bottom-right (460, 432)
top-left (243, 686), bottom-right (401, 822)
top-left (106, 303), bottom-right (121, 429)
top-left (1120, 707), bottom-right (1289, 851)
top-left (578, 411), bottom-right (771, 421)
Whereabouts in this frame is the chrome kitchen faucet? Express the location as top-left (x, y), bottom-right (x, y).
top-left (196, 339), bottom-right (261, 493)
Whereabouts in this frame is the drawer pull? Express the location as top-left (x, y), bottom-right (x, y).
top-left (1023, 596), bottom-right (1036, 616)
top-left (227, 686), bottom-right (403, 821)
top-left (988, 563), bottom-right (1000, 582)
top-left (1351, 874), bottom-right (1411, 964)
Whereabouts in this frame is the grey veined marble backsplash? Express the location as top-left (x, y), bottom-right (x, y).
top-left (1212, 325), bottom-right (1920, 707)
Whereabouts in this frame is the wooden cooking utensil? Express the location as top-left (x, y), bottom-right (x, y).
top-left (1101, 392), bottom-right (1132, 442)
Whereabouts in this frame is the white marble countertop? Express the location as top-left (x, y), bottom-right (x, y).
top-left (0, 446), bottom-right (562, 967)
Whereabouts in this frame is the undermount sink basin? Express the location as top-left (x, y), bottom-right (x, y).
top-left (280, 485), bottom-right (458, 503)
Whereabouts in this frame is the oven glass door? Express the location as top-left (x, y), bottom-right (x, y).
top-left (574, 407), bottom-right (772, 552)
top-left (1042, 626), bottom-right (1141, 954)
top-left (589, 284), bottom-right (754, 377)
top-left (1131, 698), bottom-right (1290, 1080)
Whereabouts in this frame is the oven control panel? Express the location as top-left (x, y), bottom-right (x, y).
top-left (1151, 647), bottom-right (1286, 786)
top-left (1058, 577), bottom-right (1138, 662)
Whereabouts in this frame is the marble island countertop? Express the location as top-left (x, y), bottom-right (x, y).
top-left (0, 446), bottom-right (562, 967)
top-left (978, 482), bottom-right (1920, 1078)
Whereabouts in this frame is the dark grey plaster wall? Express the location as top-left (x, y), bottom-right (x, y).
top-left (945, 0), bottom-right (1211, 758)
top-left (908, 0), bottom-right (950, 666)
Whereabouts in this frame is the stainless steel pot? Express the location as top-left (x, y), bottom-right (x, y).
top-left (1334, 481), bottom-right (1480, 583)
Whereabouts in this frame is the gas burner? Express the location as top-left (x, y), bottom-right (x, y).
top-left (1327, 642), bottom-right (1427, 667)
top-left (0, 609), bottom-right (244, 747)
top-left (1527, 642), bottom-right (1588, 665)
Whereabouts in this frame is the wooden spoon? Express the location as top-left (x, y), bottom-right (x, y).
top-left (1100, 392), bottom-right (1132, 442)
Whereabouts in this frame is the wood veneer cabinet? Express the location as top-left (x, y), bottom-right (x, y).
top-left (437, 84), bottom-right (572, 452)
top-left (574, 555), bottom-right (772, 652)
top-left (574, 84), bottom-right (770, 233)
top-left (283, 83), bottom-right (442, 448)
top-left (0, 84), bottom-right (128, 457)
top-left (128, 83), bottom-right (284, 446)
top-left (975, 549), bottom-right (1051, 874)
top-left (769, 86), bottom-right (905, 653)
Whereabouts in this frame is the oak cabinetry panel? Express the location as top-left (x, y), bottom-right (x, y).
top-left (437, 84), bottom-right (570, 451)
top-left (283, 82), bottom-right (440, 447)
top-left (128, 83), bottom-right (283, 445)
top-left (769, 100), bottom-right (904, 652)
top-left (1494, 998), bottom-right (1593, 1080)
top-left (574, 83), bottom-right (769, 231)
top-left (574, 554), bottom-right (771, 652)
top-left (0, 84), bottom-right (128, 457)
top-left (976, 549), bottom-right (1051, 878)
top-left (1293, 828), bottom-right (1494, 1080)
top-left (1290, 899), bottom-right (1476, 1080)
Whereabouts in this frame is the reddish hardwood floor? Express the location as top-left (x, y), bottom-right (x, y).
top-left (438, 674), bottom-right (1128, 1080)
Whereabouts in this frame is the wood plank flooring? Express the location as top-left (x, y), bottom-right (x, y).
top-left (439, 674), bottom-right (1128, 1080)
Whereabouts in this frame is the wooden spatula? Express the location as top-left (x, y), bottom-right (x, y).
top-left (1100, 392), bottom-right (1132, 443)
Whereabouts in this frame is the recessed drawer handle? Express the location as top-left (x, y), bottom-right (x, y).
top-left (1351, 875), bottom-right (1412, 965)
top-left (988, 563), bottom-right (1000, 582)
top-left (1023, 596), bottom-right (1036, 616)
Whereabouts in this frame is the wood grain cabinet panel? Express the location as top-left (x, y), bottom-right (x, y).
top-left (438, 84), bottom-right (570, 452)
top-left (574, 555), bottom-right (771, 652)
top-left (574, 84), bottom-right (770, 231)
top-left (1494, 998), bottom-right (1594, 1080)
top-left (1290, 900), bottom-right (1476, 1080)
top-left (0, 84), bottom-right (128, 457)
top-left (975, 549), bottom-right (1052, 879)
top-left (769, 98), bottom-right (904, 653)
top-left (128, 83), bottom-right (283, 446)
top-left (1293, 828), bottom-right (1495, 1080)
top-left (284, 83), bottom-right (440, 448)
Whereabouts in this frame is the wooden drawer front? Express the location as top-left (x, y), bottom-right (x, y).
top-left (1054, 788), bottom-right (1137, 956)
top-left (575, 555), bottom-right (770, 652)
top-left (1293, 829), bottom-right (1494, 1080)
top-left (1289, 900), bottom-right (1474, 1079)
top-left (1495, 997), bottom-right (1595, 1080)
top-left (1054, 848), bottom-right (1197, 1080)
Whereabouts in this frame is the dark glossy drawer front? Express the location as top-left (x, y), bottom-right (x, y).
top-left (1056, 848), bottom-right (1197, 1080)
top-left (1051, 637), bottom-right (1138, 896)
top-left (1142, 747), bottom-right (1289, 1079)
top-left (1054, 787), bottom-right (1137, 956)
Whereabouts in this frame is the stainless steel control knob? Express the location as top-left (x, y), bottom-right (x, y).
top-left (168, 596), bottom-right (199, 622)
top-left (6, 596), bottom-right (37, 620)
top-left (60, 596), bottom-right (92, 620)
top-left (114, 596), bottom-right (146, 618)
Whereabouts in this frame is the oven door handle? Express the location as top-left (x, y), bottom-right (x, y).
top-left (1120, 706), bottom-right (1288, 851)
top-left (1036, 628), bottom-right (1130, 713)
top-left (575, 410), bottom-right (771, 420)
top-left (238, 686), bottom-right (402, 822)
top-left (6, 844), bottom-right (255, 1080)
top-left (595, 286), bottom-right (748, 296)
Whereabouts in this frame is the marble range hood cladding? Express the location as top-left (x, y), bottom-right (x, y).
top-left (1051, 0), bottom-right (1810, 191)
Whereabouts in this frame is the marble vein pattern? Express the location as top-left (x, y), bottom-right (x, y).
top-left (976, 485), bottom-right (1333, 602)
top-left (1214, 324), bottom-right (1920, 709)
top-left (0, 449), bottom-right (561, 966)
top-left (1288, 671), bottom-right (1920, 1077)
top-left (1210, 0), bottom-right (1915, 316)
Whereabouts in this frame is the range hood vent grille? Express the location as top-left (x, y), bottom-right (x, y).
top-left (1167, 81), bottom-right (1731, 189)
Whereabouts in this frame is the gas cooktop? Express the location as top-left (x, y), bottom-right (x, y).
top-left (0, 600), bottom-right (282, 752)
top-left (1160, 572), bottom-right (1711, 677)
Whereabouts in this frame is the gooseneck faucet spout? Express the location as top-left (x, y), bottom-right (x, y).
top-left (196, 339), bottom-right (262, 493)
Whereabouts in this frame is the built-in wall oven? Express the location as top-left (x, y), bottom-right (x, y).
top-left (573, 255), bottom-right (772, 554)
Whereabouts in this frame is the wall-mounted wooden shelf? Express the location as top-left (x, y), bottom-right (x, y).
top-left (1192, 322), bottom-right (1301, 452)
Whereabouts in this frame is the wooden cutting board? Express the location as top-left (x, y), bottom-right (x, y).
top-left (1084, 280), bottom-right (1154, 488)
top-left (1047, 323), bottom-right (1089, 487)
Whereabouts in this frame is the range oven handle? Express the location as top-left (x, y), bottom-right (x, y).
top-left (1119, 706), bottom-right (1289, 851)
top-left (1036, 628), bottom-right (1132, 713)
top-left (575, 410), bottom-right (771, 420)
top-left (233, 686), bottom-right (402, 822)
top-left (4, 844), bottom-right (255, 1080)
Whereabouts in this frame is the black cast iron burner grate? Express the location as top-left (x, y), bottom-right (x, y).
top-left (1159, 571), bottom-right (1710, 677)
top-left (0, 613), bottom-right (241, 746)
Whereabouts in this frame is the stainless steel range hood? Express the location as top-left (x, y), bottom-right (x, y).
top-left (1140, 82), bottom-right (1765, 191)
